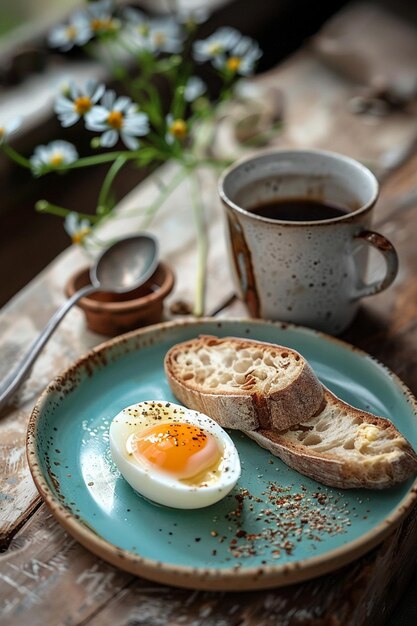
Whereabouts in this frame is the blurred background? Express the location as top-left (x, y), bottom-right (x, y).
top-left (0, 1), bottom-right (79, 37)
top-left (1, 0), bottom-right (417, 305)
top-left (0, 0), bottom-right (350, 307)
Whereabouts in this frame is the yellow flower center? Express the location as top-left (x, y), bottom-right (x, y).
top-left (74, 96), bottom-right (92, 115)
top-left (138, 24), bottom-right (150, 37)
top-left (208, 42), bottom-right (223, 56)
top-left (185, 17), bottom-right (196, 30)
top-left (226, 56), bottom-right (241, 72)
top-left (169, 119), bottom-right (187, 140)
top-left (66, 25), bottom-right (77, 40)
top-left (50, 153), bottom-right (64, 167)
top-left (0, 127), bottom-right (4, 139)
top-left (72, 227), bottom-right (90, 245)
top-left (91, 18), bottom-right (117, 32)
top-left (107, 110), bottom-right (124, 129)
top-left (154, 32), bottom-right (166, 46)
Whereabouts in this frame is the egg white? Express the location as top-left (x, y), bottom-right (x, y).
top-left (109, 400), bottom-right (241, 509)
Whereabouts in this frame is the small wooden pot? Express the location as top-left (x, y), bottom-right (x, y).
top-left (65, 262), bottom-right (175, 336)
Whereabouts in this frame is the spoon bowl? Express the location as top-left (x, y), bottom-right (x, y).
top-left (0, 233), bottom-right (159, 411)
top-left (92, 234), bottom-right (159, 293)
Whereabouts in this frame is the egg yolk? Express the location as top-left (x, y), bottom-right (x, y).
top-left (131, 422), bottom-right (221, 479)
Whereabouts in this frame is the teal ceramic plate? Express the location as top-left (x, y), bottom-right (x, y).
top-left (27, 319), bottom-right (417, 590)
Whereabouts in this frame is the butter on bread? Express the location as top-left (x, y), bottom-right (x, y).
top-left (164, 335), bottom-right (417, 489)
top-left (249, 388), bottom-right (417, 489)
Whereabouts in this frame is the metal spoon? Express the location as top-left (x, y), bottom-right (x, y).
top-left (0, 233), bottom-right (159, 411)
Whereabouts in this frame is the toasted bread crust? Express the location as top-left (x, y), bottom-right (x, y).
top-left (164, 336), bottom-right (417, 489)
top-left (248, 388), bottom-right (417, 488)
top-left (248, 429), bottom-right (417, 489)
top-left (164, 335), bottom-right (324, 430)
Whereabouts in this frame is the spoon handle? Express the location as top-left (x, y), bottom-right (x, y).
top-left (0, 284), bottom-right (97, 412)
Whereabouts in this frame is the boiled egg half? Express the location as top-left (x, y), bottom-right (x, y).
top-left (109, 400), bottom-right (241, 508)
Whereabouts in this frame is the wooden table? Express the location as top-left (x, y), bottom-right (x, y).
top-left (2, 34), bottom-right (417, 626)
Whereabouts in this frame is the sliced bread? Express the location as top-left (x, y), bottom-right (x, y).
top-left (248, 388), bottom-right (417, 489)
top-left (165, 335), bottom-right (417, 489)
top-left (164, 335), bottom-right (325, 431)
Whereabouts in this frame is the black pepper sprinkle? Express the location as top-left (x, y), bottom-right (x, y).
top-left (216, 483), bottom-right (352, 561)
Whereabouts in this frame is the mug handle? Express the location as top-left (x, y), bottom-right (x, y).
top-left (352, 230), bottom-right (399, 299)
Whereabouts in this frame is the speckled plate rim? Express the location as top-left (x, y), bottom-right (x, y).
top-left (26, 317), bottom-right (417, 591)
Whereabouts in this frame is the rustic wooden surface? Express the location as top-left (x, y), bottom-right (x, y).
top-left (2, 7), bottom-right (417, 624)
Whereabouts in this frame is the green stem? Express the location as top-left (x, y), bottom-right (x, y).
top-left (2, 144), bottom-right (31, 169)
top-left (194, 157), bottom-right (234, 169)
top-left (171, 58), bottom-right (192, 120)
top-left (189, 169), bottom-right (207, 317)
top-left (86, 40), bottom-right (131, 93)
top-left (63, 151), bottom-right (140, 169)
top-left (97, 155), bottom-right (127, 214)
top-left (63, 147), bottom-right (170, 171)
top-left (35, 200), bottom-right (101, 223)
top-left (141, 166), bottom-right (188, 229)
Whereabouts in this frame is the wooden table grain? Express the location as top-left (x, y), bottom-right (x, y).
top-left (2, 46), bottom-right (417, 625)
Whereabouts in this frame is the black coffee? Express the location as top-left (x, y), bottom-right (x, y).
top-left (249, 198), bottom-right (348, 222)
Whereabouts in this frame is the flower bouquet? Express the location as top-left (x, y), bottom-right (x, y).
top-left (1, 0), bottom-right (263, 316)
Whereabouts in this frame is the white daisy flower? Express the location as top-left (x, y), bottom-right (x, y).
top-left (123, 7), bottom-right (148, 29)
top-left (85, 90), bottom-right (149, 150)
top-left (177, 7), bottom-right (209, 29)
top-left (64, 212), bottom-right (91, 245)
top-left (149, 18), bottom-right (183, 53)
top-left (165, 114), bottom-right (188, 144)
top-left (0, 118), bottom-right (21, 145)
top-left (214, 35), bottom-right (262, 76)
top-left (88, 0), bottom-right (121, 36)
top-left (48, 12), bottom-right (92, 51)
top-left (55, 80), bottom-right (105, 128)
top-left (194, 28), bottom-right (262, 76)
top-left (184, 76), bottom-right (206, 102)
top-left (124, 8), bottom-right (183, 54)
top-left (30, 141), bottom-right (78, 175)
top-left (193, 27), bottom-right (241, 63)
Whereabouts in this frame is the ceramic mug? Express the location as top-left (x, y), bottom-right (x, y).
top-left (219, 149), bottom-right (398, 334)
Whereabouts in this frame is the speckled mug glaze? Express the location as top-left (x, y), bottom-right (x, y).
top-left (219, 149), bottom-right (398, 334)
